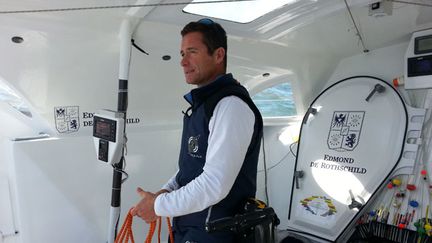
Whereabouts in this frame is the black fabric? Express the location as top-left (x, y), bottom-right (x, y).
top-left (280, 237), bottom-right (305, 243)
top-left (173, 225), bottom-right (235, 243)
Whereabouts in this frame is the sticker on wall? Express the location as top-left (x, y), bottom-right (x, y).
top-left (327, 111), bottom-right (365, 151)
top-left (54, 106), bottom-right (80, 133)
top-left (300, 196), bottom-right (337, 217)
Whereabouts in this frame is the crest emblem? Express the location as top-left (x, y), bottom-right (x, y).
top-left (54, 106), bottom-right (80, 133)
top-left (327, 111), bottom-right (365, 151)
top-left (188, 135), bottom-right (200, 154)
top-left (300, 196), bottom-right (337, 217)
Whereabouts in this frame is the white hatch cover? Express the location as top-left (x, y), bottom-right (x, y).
top-left (288, 76), bottom-right (407, 241)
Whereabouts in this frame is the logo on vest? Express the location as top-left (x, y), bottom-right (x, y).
top-left (188, 135), bottom-right (202, 158)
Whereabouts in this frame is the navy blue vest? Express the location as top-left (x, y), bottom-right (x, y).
top-left (174, 74), bottom-right (263, 229)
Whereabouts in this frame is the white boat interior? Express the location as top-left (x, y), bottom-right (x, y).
top-left (1, 0), bottom-right (432, 242)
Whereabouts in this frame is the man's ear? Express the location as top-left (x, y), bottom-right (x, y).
top-left (214, 47), bottom-right (225, 65)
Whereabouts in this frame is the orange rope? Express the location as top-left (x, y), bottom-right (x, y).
top-left (144, 219), bottom-right (156, 243)
top-left (115, 209), bottom-right (135, 243)
top-left (115, 208), bottom-right (174, 243)
top-left (166, 217), bottom-right (174, 243)
top-left (157, 217), bottom-right (162, 243)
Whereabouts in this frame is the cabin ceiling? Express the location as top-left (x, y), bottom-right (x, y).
top-left (0, 0), bottom-right (432, 136)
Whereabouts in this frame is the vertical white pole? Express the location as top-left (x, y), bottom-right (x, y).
top-left (107, 19), bottom-right (132, 243)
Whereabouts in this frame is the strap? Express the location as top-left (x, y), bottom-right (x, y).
top-left (115, 208), bottom-right (174, 243)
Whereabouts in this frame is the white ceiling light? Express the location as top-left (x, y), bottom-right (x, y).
top-left (183, 0), bottom-right (297, 24)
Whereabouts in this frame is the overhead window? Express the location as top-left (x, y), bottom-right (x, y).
top-left (0, 79), bottom-right (32, 117)
top-left (252, 82), bottom-right (297, 117)
top-left (183, 0), bottom-right (297, 24)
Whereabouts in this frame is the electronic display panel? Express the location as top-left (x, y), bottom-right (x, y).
top-left (415, 35), bottom-right (432, 55)
top-left (93, 116), bottom-right (117, 142)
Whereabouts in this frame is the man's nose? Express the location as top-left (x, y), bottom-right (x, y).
top-left (181, 55), bottom-right (188, 67)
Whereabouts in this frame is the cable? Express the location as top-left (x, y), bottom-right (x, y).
top-left (343, 0), bottom-right (369, 53)
top-left (258, 141), bottom-right (297, 172)
top-left (258, 137), bottom-right (298, 207)
top-left (113, 158), bottom-right (130, 184)
top-left (289, 141), bottom-right (297, 158)
top-left (262, 135), bottom-right (270, 205)
top-left (266, 143), bottom-right (295, 171)
top-left (113, 133), bottom-right (130, 184)
top-left (0, 0), bottom-right (254, 14)
top-left (131, 39), bottom-right (149, 55)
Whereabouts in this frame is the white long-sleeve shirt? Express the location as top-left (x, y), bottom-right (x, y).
top-left (154, 96), bottom-right (255, 217)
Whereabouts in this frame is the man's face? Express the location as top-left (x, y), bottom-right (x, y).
top-left (180, 32), bottom-right (221, 87)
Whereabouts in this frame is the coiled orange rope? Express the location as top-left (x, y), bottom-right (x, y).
top-left (115, 209), bottom-right (174, 243)
top-left (115, 209), bottom-right (135, 243)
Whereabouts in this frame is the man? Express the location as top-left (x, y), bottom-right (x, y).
top-left (131, 18), bottom-right (263, 243)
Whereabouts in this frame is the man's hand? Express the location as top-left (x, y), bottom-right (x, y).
top-left (131, 187), bottom-right (158, 223)
top-left (155, 189), bottom-right (169, 197)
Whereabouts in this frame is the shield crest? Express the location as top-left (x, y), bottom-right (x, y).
top-left (327, 111), bottom-right (364, 151)
top-left (54, 106), bottom-right (80, 133)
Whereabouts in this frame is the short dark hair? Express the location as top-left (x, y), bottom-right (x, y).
top-left (181, 19), bottom-right (227, 70)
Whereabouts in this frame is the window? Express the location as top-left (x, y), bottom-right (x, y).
top-left (252, 82), bottom-right (297, 117)
top-left (0, 79), bottom-right (32, 117)
top-left (183, 0), bottom-right (297, 24)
